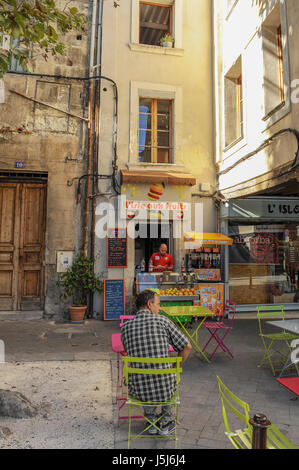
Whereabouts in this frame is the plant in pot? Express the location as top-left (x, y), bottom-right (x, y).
top-left (57, 251), bottom-right (103, 323)
top-left (160, 33), bottom-right (173, 48)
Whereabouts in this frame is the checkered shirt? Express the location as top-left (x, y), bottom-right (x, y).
top-left (121, 309), bottom-right (189, 403)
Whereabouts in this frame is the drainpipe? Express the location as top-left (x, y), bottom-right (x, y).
top-left (91, 0), bottom-right (104, 261)
top-left (84, 0), bottom-right (98, 257)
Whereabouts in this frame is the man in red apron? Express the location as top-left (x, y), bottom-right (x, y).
top-left (149, 243), bottom-right (174, 273)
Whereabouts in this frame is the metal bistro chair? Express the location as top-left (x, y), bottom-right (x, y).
top-left (256, 305), bottom-right (299, 376)
top-left (217, 376), bottom-right (297, 449)
top-left (202, 300), bottom-right (236, 360)
top-left (122, 356), bottom-right (182, 449)
top-left (113, 315), bottom-right (175, 425)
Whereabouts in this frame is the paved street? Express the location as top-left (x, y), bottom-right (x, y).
top-left (0, 316), bottom-right (299, 449)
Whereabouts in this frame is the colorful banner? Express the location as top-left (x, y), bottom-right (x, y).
top-left (194, 283), bottom-right (224, 316)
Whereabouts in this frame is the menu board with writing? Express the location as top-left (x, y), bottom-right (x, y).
top-left (107, 227), bottom-right (128, 268)
top-left (104, 279), bottom-right (126, 320)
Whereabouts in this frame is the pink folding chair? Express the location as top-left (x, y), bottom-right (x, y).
top-left (111, 332), bottom-right (144, 425)
top-left (202, 300), bottom-right (237, 360)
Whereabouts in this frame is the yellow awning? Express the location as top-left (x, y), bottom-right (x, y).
top-left (184, 232), bottom-right (233, 246)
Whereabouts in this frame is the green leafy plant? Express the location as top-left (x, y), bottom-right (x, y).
top-left (159, 33), bottom-right (173, 46)
top-left (57, 251), bottom-right (103, 306)
top-left (0, 0), bottom-right (86, 77)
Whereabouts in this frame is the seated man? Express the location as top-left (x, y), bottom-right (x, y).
top-left (121, 290), bottom-right (191, 435)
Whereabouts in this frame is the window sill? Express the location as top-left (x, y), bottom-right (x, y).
top-left (223, 135), bottom-right (246, 153)
top-left (127, 162), bottom-right (187, 171)
top-left (262, 101), bottom-right (285, 121)
top-left (129, 43), bottom-right (184, 57)
top-left (262, 99), bottom-right (291, 132)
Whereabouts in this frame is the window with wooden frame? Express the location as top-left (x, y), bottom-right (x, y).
top-left (224, 57), bottom-right (243, 148)
top-left (138, 98), bottom-right (173, 163)
top-left (262, 4), bottom-right (285, 118)
top-left (139, 2), bottom-right (173, 46)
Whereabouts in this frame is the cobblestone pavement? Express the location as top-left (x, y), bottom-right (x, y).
top-left (0, 316), bottom-right (299, 449)
top-left (112, 316), bottom-right (299, 449)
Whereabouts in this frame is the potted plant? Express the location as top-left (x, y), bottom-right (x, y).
top-left (57, 251), bottom-right (103, 323)
top-left (160, 33), bottom-right (173, 48)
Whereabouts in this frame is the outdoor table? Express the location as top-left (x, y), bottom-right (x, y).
top-left (266, 319), bottom-right (299, 376)
top-left (266, 319), bottom-right (299, 335)
top-left (160, 305), bottom-right (216, 363)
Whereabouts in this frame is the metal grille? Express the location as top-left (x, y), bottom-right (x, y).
top-left (0, 171), bottom-right (48, 183)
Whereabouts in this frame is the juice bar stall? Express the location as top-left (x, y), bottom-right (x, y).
top-left (184, 232), bottom-right (233, 316)
top-left (135, 232), bottom-right (233, 316)
top-left (136, 272), bottom-right (199, 310)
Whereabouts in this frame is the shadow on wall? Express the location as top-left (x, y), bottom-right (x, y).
top-left (252, 0), bottom-right (274, 18)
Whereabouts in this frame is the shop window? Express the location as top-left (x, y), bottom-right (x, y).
top-left (228, 223), bottom-right (299, 306)
top-left (224, 56), bottom-right (243, 148)
top-left (139, 2), bottom-right (172, 46)
top-left (138, 98), bottom-right (173, 163)
top-left (262, 5), bottom-right (285, 118)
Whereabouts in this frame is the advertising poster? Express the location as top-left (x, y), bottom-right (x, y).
top-left (194, 283), bottom-right (224, 316)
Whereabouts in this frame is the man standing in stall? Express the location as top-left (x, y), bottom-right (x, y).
top-left (149, 243), bottom-right (174, 272)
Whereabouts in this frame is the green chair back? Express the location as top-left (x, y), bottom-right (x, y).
top-left (256, 305), bottom-right (285, 335)
top-left (266, 424), bottom-right (297, 449)
top-left (122, 356), bottom-right (183, 449)
top-left (217, 376), bottom-right (252, 449)
top-left (217, 376), bottom-right (297, 449)
top-left (122, 356), bottom-right (182, 400)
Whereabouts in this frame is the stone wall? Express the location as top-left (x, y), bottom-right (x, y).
top-left (0, 0), bottom-right (91, 318)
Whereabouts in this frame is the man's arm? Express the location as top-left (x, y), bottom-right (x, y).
top-left (178, 342), bottom-right (191, 364)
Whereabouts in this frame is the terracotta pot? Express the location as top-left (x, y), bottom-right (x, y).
top-left (69, 305), bottom-right (87, 323)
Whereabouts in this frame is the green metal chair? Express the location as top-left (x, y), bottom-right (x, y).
top-left (256, 305), bottom-right (299, 376)
top-left (217, 376), bottom-right (297, 449)
top-left (122, 356), bottom-right (182, 449)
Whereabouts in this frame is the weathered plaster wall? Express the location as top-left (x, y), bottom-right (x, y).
top-left (215, 0), bottom-right (299, 197)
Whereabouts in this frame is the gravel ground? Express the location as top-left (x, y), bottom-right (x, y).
top-left (0, 361), bottom-right (114, 449)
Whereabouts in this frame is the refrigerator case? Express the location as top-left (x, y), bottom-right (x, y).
top-left (194, 283), bottom-right (224, 316)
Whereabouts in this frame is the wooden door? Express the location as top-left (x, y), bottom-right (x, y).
top-left (0, 182), bottom-right (46, 311)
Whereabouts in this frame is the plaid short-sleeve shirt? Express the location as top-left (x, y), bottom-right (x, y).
top-left (121, 309), bottom-right (189, 402)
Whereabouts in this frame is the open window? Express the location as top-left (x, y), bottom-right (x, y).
top-left (224, 56), bottom-right (243, 148)
top-left (139, 2), bottom-right (172, 46)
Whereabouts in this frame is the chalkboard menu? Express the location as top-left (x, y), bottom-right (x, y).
top-left (104, 279), bottom-right (126, 321)
top-left (107, 227), bottom-right (128, 268)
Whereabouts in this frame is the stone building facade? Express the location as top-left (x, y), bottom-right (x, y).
top-left (94, 0), bottom-right (217, 316)
top-left (0, 0), bottom-right (94, 318)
